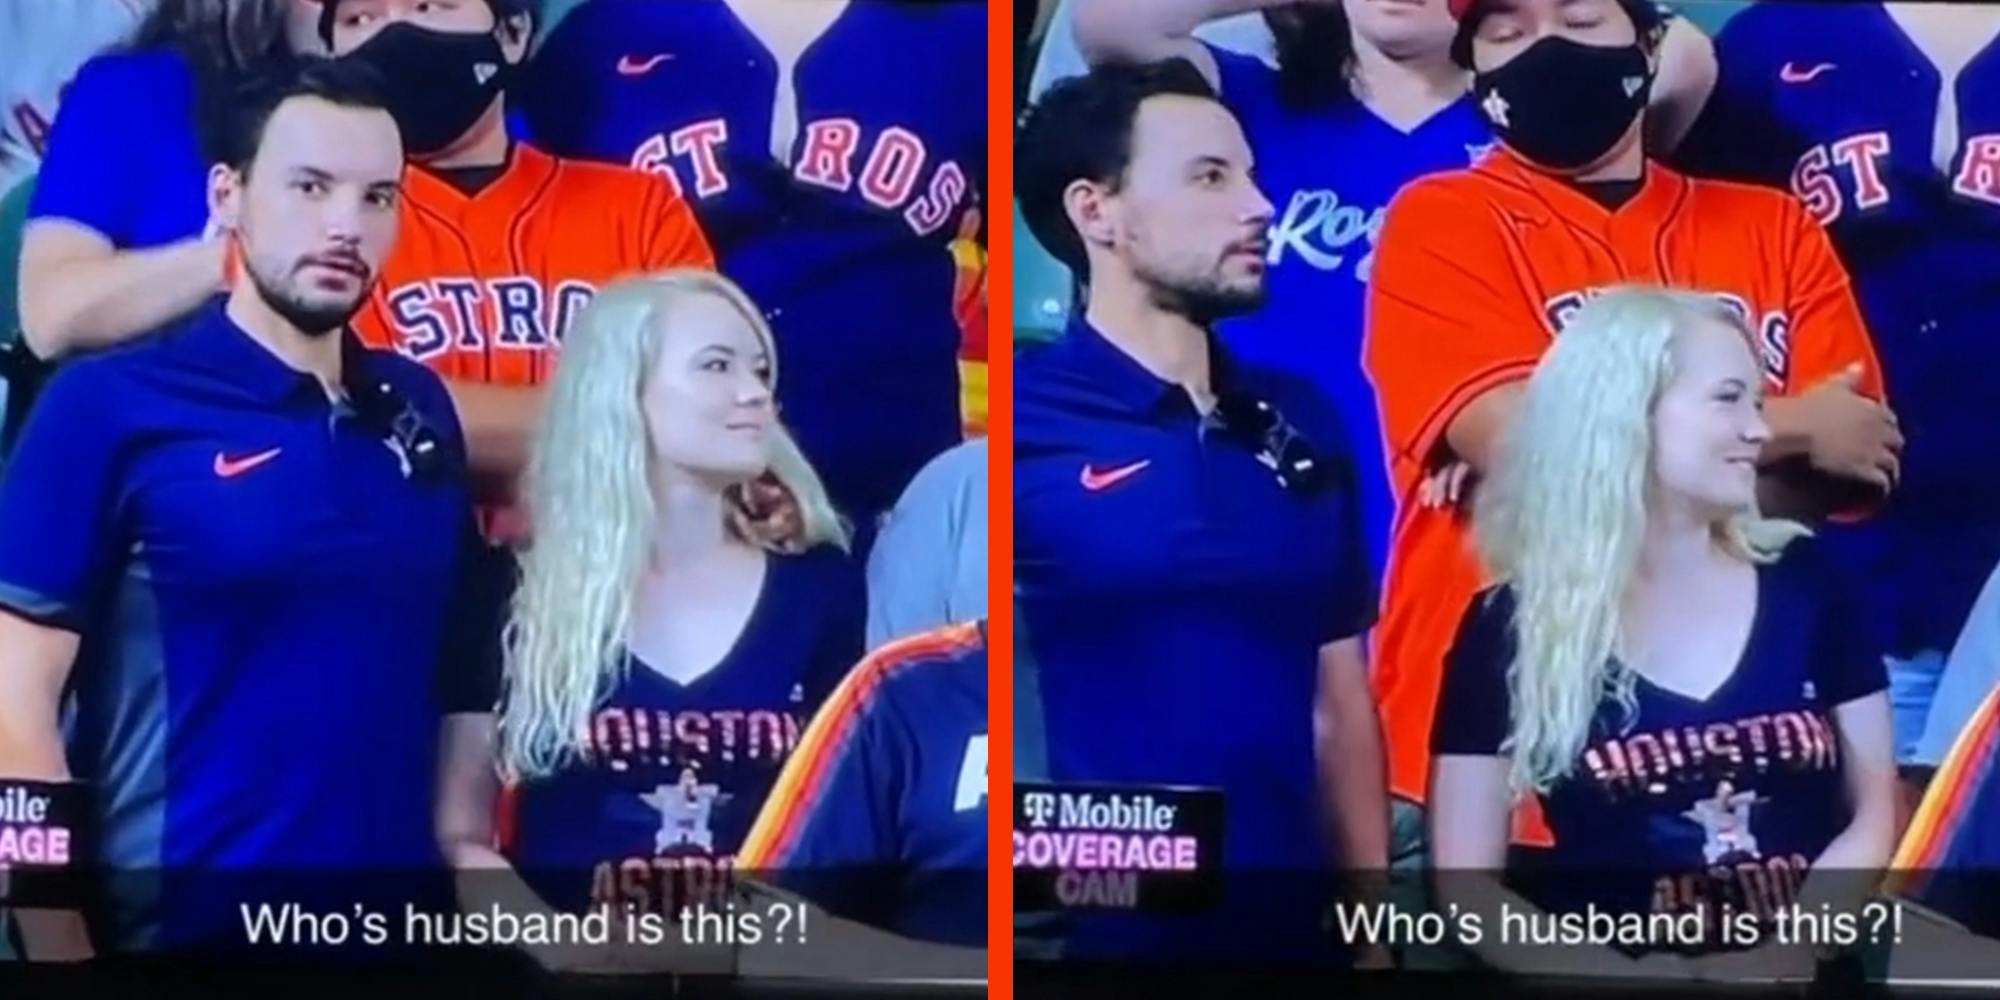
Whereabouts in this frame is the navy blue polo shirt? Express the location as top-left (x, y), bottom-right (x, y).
top-left (1016, 313), bottom-right (1375, 868)
top-left (1434, 539), bottom-right (1887, 951)
top-left (0, 296), bottom-right (471, 950)
top-left (1015, 314), bottom-right (1374, 963)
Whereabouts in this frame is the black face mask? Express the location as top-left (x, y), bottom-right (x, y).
top-left (1472, 36), bottom-right (1653, 172)
top-left (343, 22), bottom-right (512, 156)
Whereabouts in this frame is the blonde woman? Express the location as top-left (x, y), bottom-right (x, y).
top-left (434, 270), bottom-right (863, 972)
top-left (1429, 288), bottom-right (1896, 980)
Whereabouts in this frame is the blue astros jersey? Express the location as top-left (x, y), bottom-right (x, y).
top-left (1203, 43), bottom-right (1492, 580)
top-left (488, 547), bottom-right (866, 920)
top-left (0, 297), bottom-right (471, 949)
top-left (1890, 684), bottom-right (2000, 939)
top-left (738, 621), bottom-right (988, 949)
top-left (520, 0), bottom-right (986, 529)
top-left (1433, 539), bottom-right (1889, 948)
top-left (1675, 4), bottom-right (2000, 657)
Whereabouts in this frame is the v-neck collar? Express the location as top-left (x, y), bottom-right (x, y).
top-left (1628, 564), bottom-right (1769, 707)
top-left (1479, 146), bottom-right (1690, 274)
top-left (1351, 89), bottom-right (1476, 141)
top-left (403, 141), bottom-right (555, 223)
top-left (627, 550), bottom-right (779, 693)
top-left (714, 0), bottom-right (858, 75)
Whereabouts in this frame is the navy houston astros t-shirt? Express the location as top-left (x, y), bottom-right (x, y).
top-left (1433, 539), bottom-right (1887, 947)
top-left (452, 546), bottom-right (864, 918)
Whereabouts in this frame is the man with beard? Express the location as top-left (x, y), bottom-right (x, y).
top-left (1014, 59), bottom-right (1385, 969)
top-left (0, 60), bottom-right (470, 958)
top-left (319, 0), bottom-right (713, 543)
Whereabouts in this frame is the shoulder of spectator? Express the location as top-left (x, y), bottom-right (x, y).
top-left (541, 144), bottom-right (677, 202)
top-left (902, 438), bottom-right (988, 503)
top-left (1380, 169), bottom-right (1494, 234)
top-left (70, 45), bottom-right (192, 95)
top-left (850, 622), bottom-right (983, 713)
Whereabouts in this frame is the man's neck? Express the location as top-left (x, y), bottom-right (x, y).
top-left (1349, 36), bottom-right (1468, 133)
top-left (1081, 274), bottom-right (1212, 407)
top-left (419, 100), bottom-right (511, 171)
top-left (224, 287), bottom-right (342, 394)
top-left (1572, 129), bottom-right (1647, 184)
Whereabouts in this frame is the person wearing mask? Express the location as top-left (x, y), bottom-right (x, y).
top-left (1364, 0), bottom-right (1898, 885)
top-left (1431, 287), bottom-right (1897, 981)
top-left (320, 0), bottom-right (713, 537)
top-left (1070, 0), bottom-right (1716, 581)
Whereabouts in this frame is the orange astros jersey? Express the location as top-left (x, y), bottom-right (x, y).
top-left (1364, 147), bottom-right (1886, 843)
top-left (353, 141), bottom-right (714, 384)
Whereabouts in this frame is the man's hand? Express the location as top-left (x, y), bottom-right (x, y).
top-left (1782, 363), bottom-right (1903, 490)
top-left (1418, 461), bottom-right (1476, 511)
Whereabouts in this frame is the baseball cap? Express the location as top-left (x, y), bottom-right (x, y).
top-left (1452, 0), bottom-right (1671, 25)
top-left (1447, 0), bottom-right (1667, 68)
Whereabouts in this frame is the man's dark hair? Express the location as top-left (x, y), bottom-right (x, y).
top-left (1450, 0), bottom-right (1667, 69)
top-left (316, 0), bottom-right (542, 48)
top-left (1264, 5), bottom-right (1356, 112)
top-left (205, 58), bottom-right (395, 172)
top-left (1016, 58), bottom-right (1222, 283)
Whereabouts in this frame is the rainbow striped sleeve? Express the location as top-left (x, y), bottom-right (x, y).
top-left (739, 623), bottom-right (981, 869)
top-left (1888, 685), bottom-right (2000, 902)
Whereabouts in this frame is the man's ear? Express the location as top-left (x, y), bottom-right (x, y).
top-left (499, 12), bottom-right (532, 64)
top-left (207, 163), bottom-right (243, 233)
top-left (1063, 178), bottom-right (1117, 253)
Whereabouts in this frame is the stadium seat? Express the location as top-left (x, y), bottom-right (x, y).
top-left (0, 172), bottom-right (33, 347)
top-left (0, 172), bottom-right (36, 464)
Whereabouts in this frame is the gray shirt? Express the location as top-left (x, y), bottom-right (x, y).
top-left (865, 437), bottom-right (987, 649)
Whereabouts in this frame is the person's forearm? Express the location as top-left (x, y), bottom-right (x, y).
top-left (1324, 698), bottom-right (1390, 878)
top-left (443, 380), bottom-right (544, 494)
top-left (1442, 383), bottom-right (1524, 475)
top-left (1073, 0), bottom-right (1288, 62)
top-left (1757, 397), bottom-right (1812, 464)
top-left (1796, 814), bottom-right (1895, 923)
top-left (22, 236), bottom-right (227, 360)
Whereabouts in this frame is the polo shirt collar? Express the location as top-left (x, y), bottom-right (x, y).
top-left (1059, 311), bottom-right (1247, 417)
top-left (188, 295), bottom-right (382, 406)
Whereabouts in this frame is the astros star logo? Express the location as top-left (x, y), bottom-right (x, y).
top-left (1481, 89), bottom-right (1511, 128)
